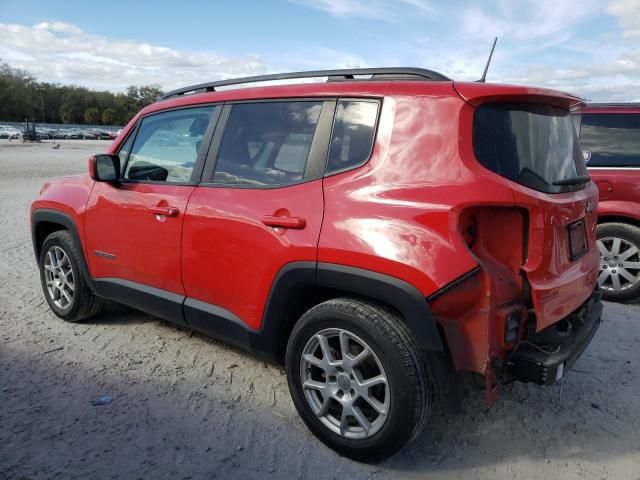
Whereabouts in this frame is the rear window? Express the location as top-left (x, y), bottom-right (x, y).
top-left (327, 100), bottom-right (378, 174)
top-left (473, 103), bottom-right (588, 193)
top-left (579, 113), bottom-right (640, 167)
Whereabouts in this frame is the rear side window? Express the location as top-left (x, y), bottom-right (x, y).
top-left (327, 100), bottom-right (378, 174)
top-left (473, 103), bottom-right (587, 194)
top-left (124, 106), bottom-right (215, 183)
top-left (580, 113), bottom-right (640, 167)
top-left (213, 101), bottom-right (322, 187)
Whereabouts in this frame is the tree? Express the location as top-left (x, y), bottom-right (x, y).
top-left (101, 108), bottom-right (116, 125)
top-left (0, 60), bottom-right (164, 125)
top-left (59, 103), bottom-right (73, 124)
top-left (84, 107), bottom-right (99, 124)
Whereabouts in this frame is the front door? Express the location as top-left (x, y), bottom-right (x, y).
top-left (181, 100), bottom-right (333, 331)
top-left (85, 105), bottom-right (219, 295)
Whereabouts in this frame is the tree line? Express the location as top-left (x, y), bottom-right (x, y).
top-left (0, 61), bottom-right (164, 126)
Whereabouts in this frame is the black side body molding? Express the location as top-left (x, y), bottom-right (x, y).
top-left (93, 278), bottom-right (187, 326)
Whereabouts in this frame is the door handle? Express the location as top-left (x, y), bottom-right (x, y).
top-left (261, 215), bottom-right (306, 230)
top-left (149, 206), bottom-right (179, 217)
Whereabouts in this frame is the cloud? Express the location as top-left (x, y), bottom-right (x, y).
top-left (461, 0), bottom-right (599, 43)
top-left (606, 0), bottom-right (640, 39)
top-left (33, 21), bottom-right (83, 34)
top-left (288, 0), bottom-right (433, 21)
top-left (0, 22), bottom-right (268, 92)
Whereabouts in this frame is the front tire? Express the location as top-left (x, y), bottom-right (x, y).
top-left (597, 222), bottom-right (640, 303)
top-left (39, 231), bottom-right (104, 322)
top-left (285, 298), bottom-right (431, 462)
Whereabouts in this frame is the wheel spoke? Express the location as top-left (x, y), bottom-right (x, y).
top-left (303, 353), bottom-right (324, 369)
top-left (316, 334), bottom-right (334, 364)
top-left (339, 331), bottom-right (350, 361)
top-left (611, 272), bottom-right (622, 291)
top-left (59, 254), bottom-right (70, 267)
top-left (619, 246), bottom-right (639, 261)
top-left (351, 347), bottom-right (371, 367)
top-left (618, 268), bottom-right (638, 284)
top-left (597, 240), bottom-right (610, 256)
top-left (47, 250), bottom-right (57, 268)
top-left (622, 261), bottom-right (640, 269)
top-left (44, 264), bottom-right (55, 272)
top-left (351, 406), bottom-right (371, 434)
top-left (597, 269), bottom-right (611, 286)
top-left (339, 408), bottom-right (350, 436)
top-left (60, 287), bottom-right (72, 305)
top-left (358, 374), bottom-right (387, 388)
top-left (363, 395), bottom-right (387, 416)
top-left (316, 396), bottom-right (332, 417)
top-left (611, 238), bottom-right (622, 256)
top-left (303, 379), bottom-right (327, 392)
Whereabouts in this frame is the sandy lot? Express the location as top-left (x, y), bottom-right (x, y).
top-left (1, 139), bottom-right (639, 480)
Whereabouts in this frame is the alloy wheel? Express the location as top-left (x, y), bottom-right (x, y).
top-left (43, 245), bottom-right (75, 309)
top-left (300, 328), bottom-right (390, 440)
top-left (597, 237), bottom-right (640, 292)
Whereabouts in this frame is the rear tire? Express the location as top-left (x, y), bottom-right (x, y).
top-left (39, 231), bottom-right (104, 322)
top-left (596, 222), bottom-right (640, 303)
top-left (285, 297), bottom-right (431, 462)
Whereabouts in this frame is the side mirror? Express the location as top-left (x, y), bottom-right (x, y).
top-left (89, 154), bottom-right (121, 182)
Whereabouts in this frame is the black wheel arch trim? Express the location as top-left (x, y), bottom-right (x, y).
top-left (314, 262), bottom-right (443, 352)
top-left (31, 209), bottom-right (96, 291)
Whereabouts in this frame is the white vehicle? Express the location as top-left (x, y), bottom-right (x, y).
top-left (0, 126), bottom-right (21, 139)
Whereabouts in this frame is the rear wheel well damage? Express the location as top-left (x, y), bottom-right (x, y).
top-left (259, 262), bottom-right (463, 413)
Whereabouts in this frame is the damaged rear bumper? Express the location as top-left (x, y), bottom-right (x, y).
top-left (507, 291), bottom-right (603, 386)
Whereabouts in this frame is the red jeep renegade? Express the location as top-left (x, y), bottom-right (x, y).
top-left (31, 68), bottom-right (602, 461)
top-left (579, 103), bottom-right (640, 303)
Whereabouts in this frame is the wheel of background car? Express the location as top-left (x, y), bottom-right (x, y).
top-left (285, 297), bottom-right (431, 462)
top-left (39, 230), bottom-right (104, 322)
top-left (596, 222), bottom-right (640, 303)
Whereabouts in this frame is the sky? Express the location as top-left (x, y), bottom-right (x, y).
top-left (0, 0), bottom-right (639, 101)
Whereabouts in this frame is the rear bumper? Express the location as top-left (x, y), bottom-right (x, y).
top-left (507, 291), bottom-right (603, 386)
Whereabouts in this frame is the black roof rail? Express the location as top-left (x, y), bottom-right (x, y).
top-left (160, 67), bottom-right (451, 100)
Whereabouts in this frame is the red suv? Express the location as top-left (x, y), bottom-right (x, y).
top-left (579, 103), bottom-right (640, 302)
top-left (31, 68), bottom-right (602, 461)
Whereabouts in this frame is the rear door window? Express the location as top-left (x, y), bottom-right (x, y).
top-left (327, 100), bottom-right (379, 174)
top-left (473, 103), bottom-right (587, 193)
top-left (579, 113), bottom-right (640, 167)
top-left (212, 101), bottom-right (323, 187)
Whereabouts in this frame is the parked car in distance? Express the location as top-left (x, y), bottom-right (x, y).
top-left (90, 129), bottom-right (114, 140)
top-left (31, 68), bottom-right (602, 461)
top-left (35, 127), bottom-right (53, 140)
top-left (80, 130), bottom-right (97, 140)
top-left (0, 125), bottom-right (21, 139)
top-left (579, 103), bottom-right (640, 303)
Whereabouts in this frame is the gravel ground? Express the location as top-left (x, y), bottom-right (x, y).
top-left (1, 139), bottom-right (639, 480)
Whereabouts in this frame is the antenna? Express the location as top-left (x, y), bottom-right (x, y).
top-left (478, 37), bottom-right (498, 83)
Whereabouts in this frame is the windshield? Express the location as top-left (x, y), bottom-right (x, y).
top-left (473, 103), bottom-right (588, 193)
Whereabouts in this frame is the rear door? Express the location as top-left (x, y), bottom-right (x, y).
top-left (181, 99), bottom-right (334, 331)
top-left (85, 106), bottom-right (219, 297)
